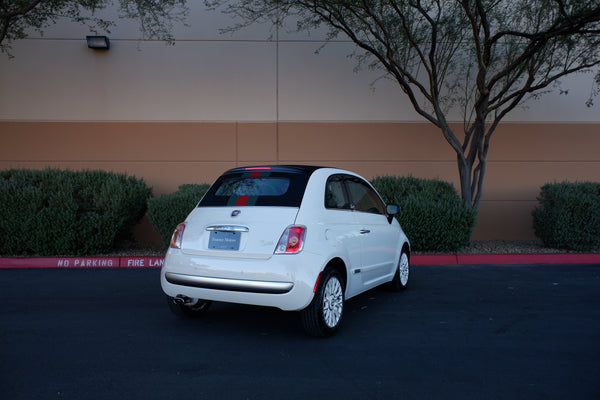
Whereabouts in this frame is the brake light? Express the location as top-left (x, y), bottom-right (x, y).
top-left (170, 223), bottom-right (185, 249)
top-left (275, 226), bottom-right (305, 254)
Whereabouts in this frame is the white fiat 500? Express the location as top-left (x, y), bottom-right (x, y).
top-left (161, 165), bottom-right (410, 336)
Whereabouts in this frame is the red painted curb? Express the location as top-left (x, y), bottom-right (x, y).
top-left (412, 253), bottom-right (600, 265)
top-left (0, 254), bottom-right (599, 269)
top-left (411, 254), bottom-right (458, 265)
top-left (456, 253), bottom-right (600, 265)
top-left (0, 256), bottom-right (164, 269)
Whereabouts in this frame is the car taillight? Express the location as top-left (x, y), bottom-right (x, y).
top-left (275, 226), bottom-right (305, 254)
top-left (170, 223), bottom-right (185, 249)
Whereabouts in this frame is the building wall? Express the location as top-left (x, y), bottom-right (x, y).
top-left (1, 4), bottom-right (599, 242)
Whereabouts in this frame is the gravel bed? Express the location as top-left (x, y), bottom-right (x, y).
top-left (416, 240), bottom-right (599, 255)
top-left (418, 240), bottom-right (564, 255)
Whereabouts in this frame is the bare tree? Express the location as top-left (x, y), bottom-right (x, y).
top-left (206, 0), bottom-right (600, 209)
top-left (1, 0), bottom-right (188, 56)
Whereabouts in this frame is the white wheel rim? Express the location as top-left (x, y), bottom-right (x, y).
top-left (322, 276), bottom-right (343, 328)
top-left (399, 253), bottom-right (409, 286)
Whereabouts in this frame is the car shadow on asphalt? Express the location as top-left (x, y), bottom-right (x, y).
top-left (157, 285), bottom-right (404, 339)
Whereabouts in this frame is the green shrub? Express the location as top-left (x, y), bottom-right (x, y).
top-left (371, 175), bottom-right (477, 252)
top-left (532, 181), bottom-right (600, 251)
top-left (0, 168), bottom-right (152, 256)
top-left (147, 184), bottom-right (210, 246)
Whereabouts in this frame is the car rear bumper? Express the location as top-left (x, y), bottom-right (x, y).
top-left (164, 272), bottom-right (294, 294)
top-left (160, 249), bottom-right (325, 311)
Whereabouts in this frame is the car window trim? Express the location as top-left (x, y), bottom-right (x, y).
top-left (344, 176), bottom-right (388, 216)
top-left (324, 174), bottom-right (356, 211)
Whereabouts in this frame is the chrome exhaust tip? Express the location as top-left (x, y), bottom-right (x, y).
top-left (174, 294), bottom-right (191, 305)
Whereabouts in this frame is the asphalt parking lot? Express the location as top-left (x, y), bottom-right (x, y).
top-left (1, 264), bottom-right (599, 400)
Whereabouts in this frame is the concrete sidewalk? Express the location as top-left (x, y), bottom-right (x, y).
top-left (1, 252), bottom-right (599, 268)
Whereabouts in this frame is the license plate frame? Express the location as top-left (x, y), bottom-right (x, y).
top-left (208, 231), bottom-right (241, 250)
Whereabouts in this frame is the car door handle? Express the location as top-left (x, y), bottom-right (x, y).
top-left (360, 229), bottom-right (371, 234)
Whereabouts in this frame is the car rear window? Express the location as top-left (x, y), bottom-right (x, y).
top-left (215, 177), bottom-right (290, 197)
top-left (199, 167), bottom-right (314, 207)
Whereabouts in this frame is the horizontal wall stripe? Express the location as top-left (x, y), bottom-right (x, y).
top-left (2, 120), bottom-right (598, 241)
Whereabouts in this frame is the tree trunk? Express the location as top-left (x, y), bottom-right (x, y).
top-left (457, 155), bottom-right (474, 208)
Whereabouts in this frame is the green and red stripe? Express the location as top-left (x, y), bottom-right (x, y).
top-left (227, 171), bottom-right (270, 206)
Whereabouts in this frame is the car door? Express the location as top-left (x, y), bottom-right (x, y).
top-left (345, 177), bottom-right (400, 288)
top-left (322, 174), bottom-right (363, 296)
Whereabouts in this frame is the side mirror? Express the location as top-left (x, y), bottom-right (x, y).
top-left (386, 203), bottom-right (400, 223)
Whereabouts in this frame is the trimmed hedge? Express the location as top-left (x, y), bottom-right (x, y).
top-left (147, 184), bottom-right (210, 246)
top-left (532, 181), bottom-right (600, 251)
top-left (371, 176), bottom-right (477, 252)
top-left (0, 168), bottom-right (151, 256)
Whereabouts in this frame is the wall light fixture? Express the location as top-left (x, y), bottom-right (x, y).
top-left (86, 36), bottom-right (110, 50)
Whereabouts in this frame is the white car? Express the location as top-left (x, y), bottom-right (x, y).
top-left (160, 165), bottom-right (410, 336)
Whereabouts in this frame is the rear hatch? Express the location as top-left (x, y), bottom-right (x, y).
top-left (178, 165), bottom-right (319, 259)
top-left (180, 206), bottom-right (300, 259)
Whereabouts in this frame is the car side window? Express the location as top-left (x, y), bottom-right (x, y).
top-left (325, 175), bottom-right (350, 210)
top-left (346, 178), bottom-right (385, 214)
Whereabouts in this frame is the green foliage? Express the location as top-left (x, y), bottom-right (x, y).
top-left (0, 168), bottom-right (152, 256)
top-left (371, 176), bottom-right (477, 252)
top-left (532, 182), bottom-right (600, 251)
top-left (147, 184), bottom-right (210, 246)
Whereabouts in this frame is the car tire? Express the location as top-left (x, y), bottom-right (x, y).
top-left (167, 296), bottom-right (212, 318)
top-left (388, 251), bottom-right (409, 291)
top-left (300, 268), bottom-right (344, 337)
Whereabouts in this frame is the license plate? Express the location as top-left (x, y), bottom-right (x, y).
top-left (208, 231), bottom-right (241, 250)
